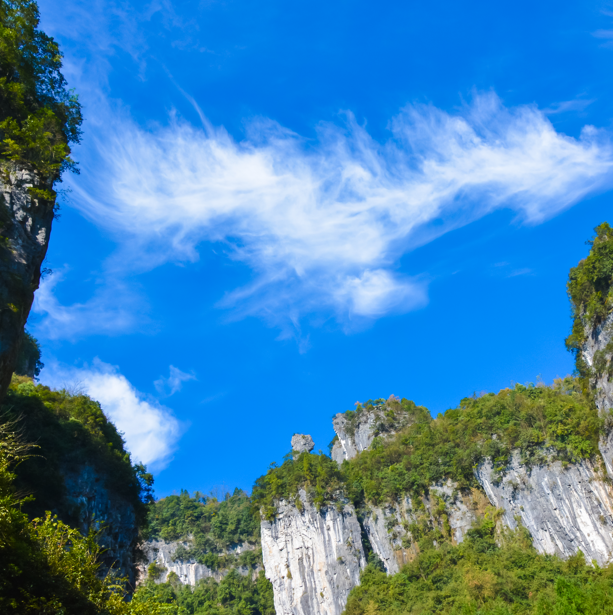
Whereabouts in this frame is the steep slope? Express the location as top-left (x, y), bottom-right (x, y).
top-left (141, 490), bottom-right (264, 585)
top-left (1, 376), bottom-right (151, 583)
top-left (0, 167), bottom-right (54, 398)
top-left (0, 0), bottom-right (81, 400)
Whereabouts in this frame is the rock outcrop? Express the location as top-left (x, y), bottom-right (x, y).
top-left (331, 396), bottom-right (415, 465)
top-left (261, 489), bottom-right (366, 615)
top-left (582, 310), bottom-right (613, 414)
top-left (63, 465), bottom-right (139, 584)
top-left (291, 434), bottom-right (315, 457)
top-left (0, 165), bottom-right (55, 400)
top-left (139, 539), bottom-right (260, 586)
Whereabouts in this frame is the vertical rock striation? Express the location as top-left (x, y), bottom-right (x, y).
top-left (362, 484), bottom-right (487, 574)
top-left (261, 489), bottom-right (366, 615)
top-left (582, 310), bottom-right (613, 414)
top-left (475, 452), bottom-right (613, 565)
top-left (0, 165), bottom-right (54, 400)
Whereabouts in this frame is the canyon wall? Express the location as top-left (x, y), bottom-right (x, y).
top-left (260, 489), bottom-right (365, 615)
top-left (0, 165), bottom-right (54, 400)
top-left (62, 465), bottom-right (140, 585)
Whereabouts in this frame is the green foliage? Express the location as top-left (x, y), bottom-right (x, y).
top-left (343, 378), bottom-right (601, 506)
top-left (566, 222), bottom-right (613, 384)
top-left (0, 420), bottom-right (172, 614)
top-left (343, 515), bottom-right (613, 615)
top-left (0, 0), bottom-right (82, 179)
top-left (252, 382), bottom-right (600, 515)
top-left (14, 329), bottom-right (43, 378)
top-left (251, 451), bottom-right (345, 520)
top-left (147, 489), bottom-right (260, 569)
top-left (338, 397), bottom-right (430, 441)
top-left (140, 569), bottom-right (275, 615)
top-left (1, 375), bottom-right (153, 530)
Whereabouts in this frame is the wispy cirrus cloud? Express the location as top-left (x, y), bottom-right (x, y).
top-left (51, 92), bottom-right (613, 336)
top-left (41, 359), bottom-right (184, 471)
top-left (32, 268), bottom-right (149, 340)
top-left (154, 365), bottom-right (197, 397)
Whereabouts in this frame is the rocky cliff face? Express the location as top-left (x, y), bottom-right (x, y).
top-left (261, 489), bottom-right (366, 615)
top-left (331, 396), bottom-right (415, 465)
top-left (0, 165), bottom-right (54, 400)
top-left (476, 452), bottom-right (613, 566)
top-left (62, 465), bottom-right (139, 584)
top-left (139, 539), bottom-right (260, 586)
top-left (581, 310), bottom-right (613, 414)
top-left (362, 484), bottom-right (489, 574)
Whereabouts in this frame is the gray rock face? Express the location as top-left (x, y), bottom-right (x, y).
top-left (63, 465), bottom-right (139, 583)
top-left (582, 310), bottom-right (613, 414)
top-left (362, 484), bottom-right (487, 574)
top-left (260, 489), bottom-right (366, 615)
top-left (475, 452), bottom-right (613, 566)
top-left (331, 396), bottom-right (413, 464)
top-left (291, 434), bottom-right (315, 457)
top-left (138, 539), bottom-right (259, 586)
top-left (0, 165), bottom-right (54, 400)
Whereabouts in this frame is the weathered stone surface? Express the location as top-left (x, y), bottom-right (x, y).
top-left (0, 165), bottom-right (55, 400)
top-left (331, 396), bottom-right (413, 464)
top-left (475, 452), bottom-right (613, 566)
top-left (261, 489), bottom-right (366, 615)
top-left (582, 310), bottom-right (613, 414)
top-left (362, 483), bottom-right (486, 574)
top-left (138, 539), bottom-right (259, 586)
top-left (62, 465), bottom-right (139, 584)
top-left (291, 434), bottom-right (314, 457)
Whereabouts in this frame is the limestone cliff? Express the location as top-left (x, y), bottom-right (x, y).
top-left (362, 484), bottom-right (489, 574)
top-left (475, 452), bottom-right (613, 565)
top-left (0, 165), bottom-right (54, 400)
top-left (139, 539), bottom-right (260, 586)
top-left (331, 396), bottom-right (421, 465)
top-left (261, 489), bottom-right (365, 615)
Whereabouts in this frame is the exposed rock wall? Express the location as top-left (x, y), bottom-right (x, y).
top-left (260, 490), bottom-right (366, 615)
top-left (139, 539), bottom-right (260, 586)
top-left (475, 452), bottom-right (613, 566)
top-left (0, 165), bottom-right (54, 400)
top-left (331, 397), bottom-right (414, 465)
top-left (362, 484), bottom-right (487, 574)
top-left (62, 465), bottom-right (139, 584)
top-left (582, 310), bottom-right (613, 414)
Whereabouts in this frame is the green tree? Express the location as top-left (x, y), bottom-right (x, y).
top-left (0, 0), bottom-right (82, 183)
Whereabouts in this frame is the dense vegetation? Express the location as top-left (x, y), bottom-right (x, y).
top-left (14, 329), bottom-right (43, 378)
top-left (1, 375), bottom-right (153, 529)
top-left (344, 514), bottom-right (613, 615)
top-left (253, 378), bottom-right (601, 512)
top-left (147, 490), bottom-right (260, 570)
top-left (343, 378), bottom-right (601, 506)
top-left (252, 451), bottom-right (345, 520)
top-left (0, 0), bottom-right (81, 186)
top-left (0, 421), bottom-right (171, 614)
top-left (139, 570), bottom-right (275, 615)
top-left (567, 222), bottom-right (613, 386)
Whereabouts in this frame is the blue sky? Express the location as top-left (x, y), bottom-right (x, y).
top-left (30, 0), bottom-right (613, 496)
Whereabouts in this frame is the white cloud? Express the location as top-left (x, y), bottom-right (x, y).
top-left (32, 268), bottom-right (149, 339)
top-left (56, 92), bottom-right (612, 335)
top-left (41, 359), bottom-right (183, 471)
top-left (154, 365), bottom-right (197, 396)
